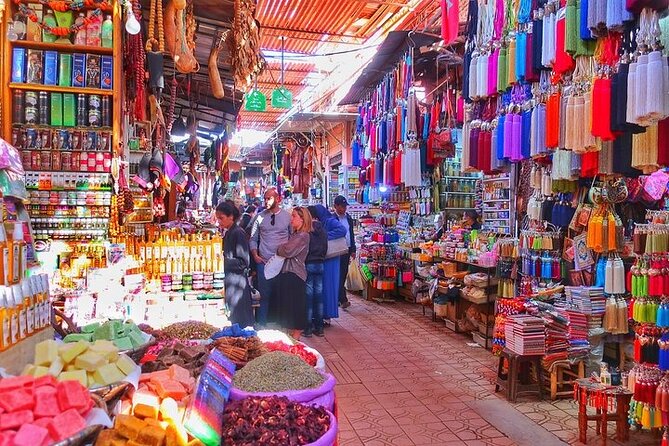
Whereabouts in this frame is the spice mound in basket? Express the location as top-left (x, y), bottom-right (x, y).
top-left (140, 321), bottom-right (219, 341)
top-left (0, 375), bottom-right (98, 445)
top-left (232, 351), bottom-right (325, 393)
top-left (221, 396), bottom-right (331, 446)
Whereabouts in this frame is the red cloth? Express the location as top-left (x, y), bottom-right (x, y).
top-left (657, 117), bottom-right (669, 166)
top-left (554, 15), bottom-right (575, 75)
top-left (591, 78), bottom-right (616, 141)
top-left (581, 151), bottom-right (600, 177)
top-left (394, 150), bottom-right (402, 182)
top-left (441, 0), bottom-right (459, 45)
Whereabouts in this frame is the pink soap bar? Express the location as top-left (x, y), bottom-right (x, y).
top-left (34, 393), bottom-right (60, 418)
top-left (56, 381), bottom-right (89, 414)
top-left (0, 431), bottom-right (16, 446)
top-left (48, 409), bottom-right (85, 441)
top-left (0, 377), bottom-right (33, 392)
top-left (0, 410), bottom-right (34, 430)
top-left (13, 424), bottom-right (49, 446)
top-left (31, 419), bottom-right (53, 430)
top-left (33, 376), bottom-right (57, 389)
top-left (0, 389), bottom-right (34, 413)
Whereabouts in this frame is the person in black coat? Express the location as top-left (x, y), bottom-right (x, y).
top-left (215, 200), bottom-right (255, 328)
top-left (304, 218), bottom-right (328, 337)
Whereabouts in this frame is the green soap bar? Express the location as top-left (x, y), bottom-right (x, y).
top-left (113, 336), bottom-right (133, 350)
top-left (92, 323), bottom-right (116, 341)
top-left (62, 93), bottom-right (75, 127)
top-left (123, 322), bottom-right (140, 336)
top-left (81, 322), bottom-right (100, 334)
top-left (58, 54), bottom-right (72, 87)
top-left (50, 93), bottom-right (62, 126)
top-left (128, 330), bottom-right (145, 348)
top-left (63, 333), bottom-right (93, 343)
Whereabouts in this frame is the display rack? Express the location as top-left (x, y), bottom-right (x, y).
top-left (481, 168), bottom-right (516, 235)
top-left (439, 152), bottom-right (481, 216)
top-left (1, 0), bottom-right (122, 242)
top-left (338, 165), bottom-right (359, 204)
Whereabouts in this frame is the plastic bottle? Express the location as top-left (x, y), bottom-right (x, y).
top-left (22, 280), bottom-right (34, 336)
top-left (101, 15), bottom-right (113, 48)
top-left (0, 288), bottom-right (9, 351)
top-left (74, 13), bottom-right (87, 45)
top-left (10, 222), bottom-right (25, 284)
top-left (14, 284), bottom-right (26, 340)
top-left (42, 9), bottom-right (58, 43)
top-left (0, 224), bottom-right (9, 286)
top-left (7, 287), bottom-right (18, 345)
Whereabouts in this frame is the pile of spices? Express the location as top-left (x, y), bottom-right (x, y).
top-left (157, 321), bottom-right (218, 340)
top-left (213, 336), bottom-right (267, 368)
top-left (233, 351), bottom-right (325, 393)
top-left (221, 396), bottom-right (330, 446)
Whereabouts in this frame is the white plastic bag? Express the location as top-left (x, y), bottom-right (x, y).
top-left (345, 259), bottom-right (365, 291)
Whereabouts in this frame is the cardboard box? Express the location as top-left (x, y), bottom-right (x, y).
top-left (58, 54), bottom-right (72, 86)
top-left (85, 54), bottom-right (101, 88)
top-left (43, 51), bottom-right (58, 85)
top-left (100, 56), bottom-right (113, 90)
top-left (11, 48), bottom-right (26, 83)
top-left (26, 49), bottom-right (43, 84)
top-left (71, 53), bottom-right (86, 87)
top-left (50, 93), bottom-right (63, 126)
top-left (62, 94), bottom-right (75, 127)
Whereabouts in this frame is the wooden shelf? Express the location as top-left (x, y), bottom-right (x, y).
top-left (9, 83), bottom-right (113, 96)
top-left (11, 40), bottom-right (113, 55)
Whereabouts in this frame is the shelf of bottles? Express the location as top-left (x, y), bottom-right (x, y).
top-left (3, 0), bottom-right (122, 242)
top-left (481, 168), bottom-right (516, 235)
top-left (439, 149), bottom-right (482, 215)
top-left (338, 165), bottom-right (360, 204)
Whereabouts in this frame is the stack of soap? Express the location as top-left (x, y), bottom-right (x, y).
top-left (95, 414), bottom-right (205, 446)
top-left (22, 340), bottom-right (138, 388)
top-left (0, 376), bottom-right (95, 445)
top-left (141, 343), bottom-right (209, 377)
top-left (64, 321), bottom-right (148, 350)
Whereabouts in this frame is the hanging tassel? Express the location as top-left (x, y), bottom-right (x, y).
top-left (646, 51), bottom-right (666, 122)
top-left (488, 48), bottom-right (499, 96)
top-left (478, 53), bottom-right (489, 99)
top-left (469, 54), bottom-right (479, 101)
top-left (627, 61), bottom-right (638, 125)
top-left (635, 54), bottom-right (649, 126)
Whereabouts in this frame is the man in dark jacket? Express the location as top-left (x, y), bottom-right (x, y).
top-left (334, 195), bottom-right (356, 309)
top-left (304, 219), bottom-right (328, 337)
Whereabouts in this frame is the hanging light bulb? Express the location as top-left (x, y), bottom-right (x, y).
top-left (124, 0), bottom-right (140, 35)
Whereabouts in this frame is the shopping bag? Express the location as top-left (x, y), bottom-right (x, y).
top-left (345, 259), bottom-right (365, 291)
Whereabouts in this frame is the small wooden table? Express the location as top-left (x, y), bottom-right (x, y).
top-left (574, 378), bottom-right (633, 445)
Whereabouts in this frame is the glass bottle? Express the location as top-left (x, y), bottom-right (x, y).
top-left (74, 13), bottom-right (87, 45)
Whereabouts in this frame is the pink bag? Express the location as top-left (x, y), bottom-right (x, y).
top-left (305, 411), bottom-right (338, 446)
top-left (641, 170), bottom-right (669, 202)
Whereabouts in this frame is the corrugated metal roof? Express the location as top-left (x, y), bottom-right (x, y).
top-left (238, 0), bottom-right (435, 131)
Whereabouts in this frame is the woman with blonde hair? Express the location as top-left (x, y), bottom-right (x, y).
top-left (271, 206), bottom-right (312, 339)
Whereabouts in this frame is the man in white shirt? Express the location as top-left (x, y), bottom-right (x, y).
top-left (250, 188), bottom-right (291, 325)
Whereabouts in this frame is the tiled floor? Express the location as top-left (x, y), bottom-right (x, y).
top-left (303, 295), bottom-right (660, 446)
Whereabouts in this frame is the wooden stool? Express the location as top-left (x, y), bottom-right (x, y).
top-left (547, 360), bottom-right (586, 400)
top-left (495, 349), bottom-right (544, 403)
top-left (575, 378), bottom-right (633, 445)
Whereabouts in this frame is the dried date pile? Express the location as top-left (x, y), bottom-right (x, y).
top-left (232, 351), bottom-right (325, 393)
top-left (221, 396), bottom-right (330, 446)
top-left (140, 341), bottom-right (210, 376)
top-left (212, 336), bottom-right (267, 368)
top-left (263, 341), bottom-right (317, 366)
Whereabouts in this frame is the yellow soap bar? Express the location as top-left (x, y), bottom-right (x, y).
top-left (116, 354), bottom-right (137, 376)
top-left (33, 366), bottom-right (49, 377)
top-left (58, 369), bottom-right (88, 386)
top-left (90, 340), bottom-right (119, 361)
top-left (94, 363), bottom-right (126, 386)
top-left (60, 341), bottom-right (89, 364)
top-left (35, 340), bottom-right (58, 366)
top-left (21, 364), bottom-right (36, 376)
top-left (48, 357), bottom-right (64, 376)
top-left (74, 351), bottom-right (107, 372)
top-left (65, 364), bottom-right (78, 371)
top-left (87, 372), bottom-right (97, 388)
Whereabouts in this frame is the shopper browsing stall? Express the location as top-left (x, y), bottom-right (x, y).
top-left (305, 217), bottom-right (328, 337)
top-left (272, 206), bottom-right (312, 339)
top-left (250, 188), bottom-right (291, 327)
top-left (216, 200), bottom-right (255, 328)
top-left (310, 205), bottom-right (347, 321)
top-left (334, 195), bottom-right (356, 309)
